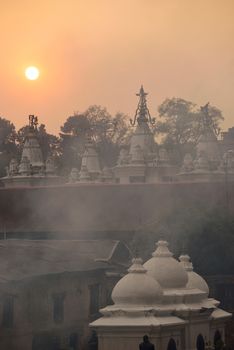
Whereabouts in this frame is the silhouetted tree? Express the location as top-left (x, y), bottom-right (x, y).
top-left (59, 105), bottom-right (130, 173)
top-left (187, 212), bottom-right (234, 275)
top-left (156, 98), bottom-right (224, 164)
top-left (0, 117), bottom-right (17, 177)
top-left (130, 202), bottom-right (234, 276)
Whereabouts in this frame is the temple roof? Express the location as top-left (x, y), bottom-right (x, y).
top-left (0, 239), bottom-right (131, 282)
top-left (90, 239), bottom-right (231, 330)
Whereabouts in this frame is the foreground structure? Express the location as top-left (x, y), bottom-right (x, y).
top-left (91, 240), bottom-right (231, 350)
top-left (0, 239), bottom-right (131, 350)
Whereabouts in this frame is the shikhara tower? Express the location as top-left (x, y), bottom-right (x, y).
top-left (129, 85), bottom-right (156, 159)
top-left (179, 103), bottom-right (234, 182)
top-left (2, 115), bottom-right (61, 187)
top-left (21, 115), bottom-right (44, 172)
top-left (114, 86), bottom-right (177, 183)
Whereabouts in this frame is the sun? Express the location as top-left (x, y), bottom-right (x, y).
top-left (25, 66), bottom-right (40, 80)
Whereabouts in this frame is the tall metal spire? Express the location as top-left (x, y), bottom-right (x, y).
top-left (200, 102), bottom-right (219, 136)
top-left (200, 103), bottom-right (212, 130)
top-left (130, 86), bottom-right (156, 126)
top-left (28, 115), bottom-right (38, 130)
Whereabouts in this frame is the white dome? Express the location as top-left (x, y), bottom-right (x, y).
top-left (144, 241), bottom-right (188, 289)
top-left (111, 258), bottom-right (162, 305)
top-left (179, 254), bottom-right (209, 295)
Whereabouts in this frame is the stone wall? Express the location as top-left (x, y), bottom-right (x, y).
top-left (0, 181), bottom-right (233, 239)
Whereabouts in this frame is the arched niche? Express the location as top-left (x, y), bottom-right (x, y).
top-left (167, 338), bottom-right (177, 350)
top-left (196, 334), bottom-right (205, 350)
top-left (214, 330), bottom-right (224, 350)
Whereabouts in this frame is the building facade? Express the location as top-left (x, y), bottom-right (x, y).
top-left (0, 239), bottom-right (131, 350)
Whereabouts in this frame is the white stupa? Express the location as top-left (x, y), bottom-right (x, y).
top-left (114, 86), bottom-right (178, 184)
top-left (67, 134), bottom-right (114, 184)
top-left (2, 115), bottom-right (61, 187)
top-left (80, 135), bottom-right (101, 180)
top-left (90, 240), bottom-right (231, 350)
top-left (177, 103), bottom-right (234, 183)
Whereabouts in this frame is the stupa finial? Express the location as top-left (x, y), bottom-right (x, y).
top-left (28, 115), bottom-right (38, 130)
top-left (200, 102), bottom-right (211, 130)
top-left (199, 102), bottom-right (220, 137)
top-left (130, 86), bottom-right (156, 126)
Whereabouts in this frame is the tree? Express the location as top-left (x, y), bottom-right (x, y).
top-left (59, 113), bottom-right (93, 173)
top-left (60, 114), bottom-right (90, 137)
top-left (186, 211), bottom-right (234, 275)
top-left (155, 98), bottom-right (224, 164)
top-left (129, 204), bottom-right (234, 276)
top-left (59, 105), bottom-right (130, 173)
top-left (0, 117), bottom-right (17, 177)
top-left (37, 124), bottom-right (60, 160)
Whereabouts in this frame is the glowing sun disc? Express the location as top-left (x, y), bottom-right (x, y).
top-left (25, 66), bottom-right (39, 80)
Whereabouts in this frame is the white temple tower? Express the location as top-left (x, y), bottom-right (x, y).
top-left (21, 115), bottom-right (44, 171)
top-left (90, 240), bottom-right (231, 350)
top-left (114, 86), bottom-right (178, 184)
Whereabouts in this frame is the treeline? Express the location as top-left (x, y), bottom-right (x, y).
top-left (0, 98), bottom-right (223, 177)
top-left (130, 207), bottom-right (234, 276)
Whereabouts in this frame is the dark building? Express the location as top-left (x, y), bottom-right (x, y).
top-left (0, 239), bottom-right (131, 350)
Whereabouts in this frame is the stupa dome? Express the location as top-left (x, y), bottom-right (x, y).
top-left (144, 241), bottom-right (188, 289)
top-left (111, 258), bottom-right (162, 305)
top-left (179, 254), bottom-right (209, 295)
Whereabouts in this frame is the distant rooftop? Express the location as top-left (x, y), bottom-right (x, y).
top-left (0, 239), bottom-right (131, 283)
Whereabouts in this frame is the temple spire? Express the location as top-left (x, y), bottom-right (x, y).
top-left (21, 115), bottom-right (44, 169)
top-left (200, 103), bottom-right (212, 130)
top-left (130, 85), bottom-right (155, 126)
top-left (28, 115), bottom-right (38, 130)
top-left (199, 102), bottom-right (219, 136)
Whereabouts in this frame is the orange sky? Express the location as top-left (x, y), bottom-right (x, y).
top-left (1, 0), bottom-right (234, 134)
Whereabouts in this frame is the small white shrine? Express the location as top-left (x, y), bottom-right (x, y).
top-left (68, 134), bottom-right (114, 184)
top-left (90, 240), bottom-right (231, 350)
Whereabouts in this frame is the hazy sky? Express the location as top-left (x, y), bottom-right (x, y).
top-left (1, 0), bottom-right (234, 134)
